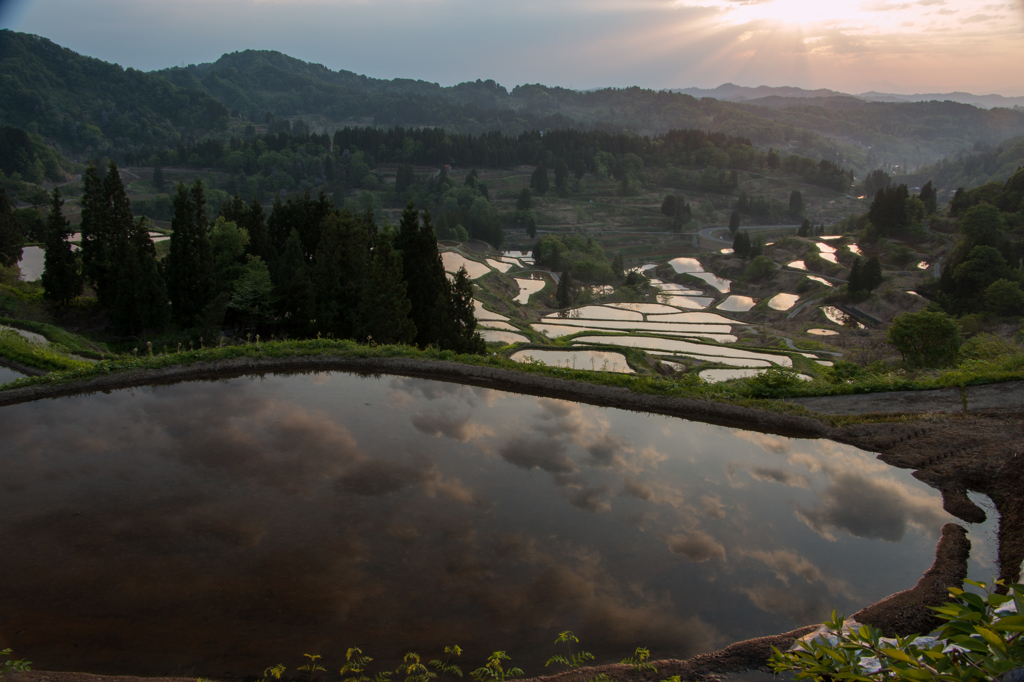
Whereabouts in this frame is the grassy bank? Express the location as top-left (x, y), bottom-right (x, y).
top-left (3, 337), bottom-right (1022, 419)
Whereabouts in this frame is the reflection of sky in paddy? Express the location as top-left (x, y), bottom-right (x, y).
top-left (481, 330), bottom-right (529, 344)
top-left (442, 252), bottom-right (491, 279)
top-left (0, 364), bottom-right (26, 384)
top-left (16, 246), bottom-right (44, 281)
top-left (513, 277), bottom-right (547, 304)
top-left (767, 293), bottom-right (800, 311)
top-left (0, 374), bottom-right (993, 678)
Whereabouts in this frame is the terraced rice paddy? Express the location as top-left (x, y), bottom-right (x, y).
top-left (571, 335), bottom-right (792, 366)
top-left (767, 293), bottom-right (800, 311)
top-left (513, 277), bottom-right (547, 304)
top-left (442, 252), bottom-right (491, 279)
top-left (510, 348), bottom-right (633, 373)
top-left (480, 330), bottom-right (530, 344)
top-left (717, 296), bottom-right (756, 312)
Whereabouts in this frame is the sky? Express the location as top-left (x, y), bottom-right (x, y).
top-left (2, 0), bottom-right (1023, 96)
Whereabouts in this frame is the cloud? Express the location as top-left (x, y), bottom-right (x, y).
top-left (796, 471), bottom-right (948, 542)
top-left (666, 531), bottom-right (727, 562)
top-left (622, 477), bottom-right (655, 501)
top-left (562, 484), bottom-right (613, 512)
top-left (742, 549), bottom-right (825, 584)
top-left (411, 410), bottom-right (492, 442)
top-left (734, 430), bottom-right (791, 455)
top-left (749, 466), bottom-right (811, 489)
top-left (700, 495), bottom-right (726, 518)
top-left (738, 585), bottom-right (832, 624)
top-left (963, 12), bottom-right (997, 21)
top-left (499, 437), bottom-right (577, 474)
top-left (338, 458), bottom-right (428, 497)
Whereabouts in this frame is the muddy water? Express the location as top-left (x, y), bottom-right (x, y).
top-left (0, 373), bottom-right (992, 678)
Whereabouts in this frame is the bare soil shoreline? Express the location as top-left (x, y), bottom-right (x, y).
top-left (3, 356), bottom-right (1022, 682)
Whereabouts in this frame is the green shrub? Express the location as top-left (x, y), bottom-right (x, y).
top-left (770, 580), bottom-right (1023, 682)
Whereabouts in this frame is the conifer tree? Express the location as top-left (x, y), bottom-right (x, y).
top-left (531, 163), bottom-right (549, 195)
top-left (554, 158), bottom-right (569, 194)
top-left (555, 268), bottom-right (574, 308)
top-left (41, 188), bottom-right (82, 306)
top-left (729, 210), bottom-right (741, 235)
top-left (733, 231), bottom-right (751, 258)
top-left (360, 229), bottom-right (416, 345)
top-left (277, 228), bottom-right (314, 334)
top-left (79, 164), bottom-right (107, 293)
top-left (313, 210), bottom-right (370, 339)
top-left (0, 188), bottom-right (24, 268)
top-left (394, 200), bottom-right (448, 348)
top-left (166, 180), bottom-right (215, 328)
top-left (152, 164), bottom-right (165, 192)
top-left (111, 217), bottom-right (169, 335)
top-left (436, 267), bottom-right (485, 354)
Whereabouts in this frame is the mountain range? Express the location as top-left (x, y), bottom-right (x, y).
top-left (673, 83), bottom-right (1024, 110)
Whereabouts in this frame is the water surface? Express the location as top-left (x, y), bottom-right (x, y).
top-left (16, 246), bottom-right (44, 281)
top-left (0, 365), bottom-right (26, 384)
top-left (0, 373), bottom-right (990, 678)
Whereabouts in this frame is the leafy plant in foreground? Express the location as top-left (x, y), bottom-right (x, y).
top-left (396, 652), bottom-right (435, 682)
top-left (770, 580), bottom-right (1023, 682)
top-left (298, 654), bottom-right (327, 682)
top-left (621, 647), bottom-right (656, 679)
top-left (340, 647), bottom-right (391, 682)
top-left (470, 652), bottom-right (523, 682)
top-left (547, 631), bottom-right (596, 681)
top-left (430, 645), bottom-right (464, 678)
top-left (0, 649), bottom-right (31, 678)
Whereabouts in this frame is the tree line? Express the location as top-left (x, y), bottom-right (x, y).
top-left (37, 161), bottom-right (486, 352)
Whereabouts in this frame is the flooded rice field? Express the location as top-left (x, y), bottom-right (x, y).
top-left (0, 365), bottom-right (26, 384)
top-left (807, 328), bottom-right (840, 336)
top-left (571, 335), bottom-right (792, 366)
top-left (16, 246), bottom-right (44, 282)
top-left (805, 276), bottom-right (833, 287)
top-left (767, 293), bottom-right (800, 311)
top-left (717, 296), bottom-right (756, 312)
top-left (820, 306), bottom-right (865, 328)
top-left (658, 295), bottom-right (713, 309)
top-left (442, 252), bottom-right (491, 280)
top-left (0, 372), bottom-right (995, 677)
top-left (511, 349), bottom-right (634, 372)
top-left (480, 330), bottom-right (530, 344)
top-left (513, 277), bottom-right (547, 304)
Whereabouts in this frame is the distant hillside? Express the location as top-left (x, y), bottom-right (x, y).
top-left (674, 83), bottom-right (1024, 110)
top-left (900, 135), bottom-right (1024, 192)
top-left (0, 30), bottom-right (229, 156)
top-left (4, 30), bottom-right (1024, 177)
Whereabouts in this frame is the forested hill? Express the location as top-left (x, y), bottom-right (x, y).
top-left (158, 47), bottom-right (1024, 171)
top-left (4, 29), bottom-right (1024, 177)
top-left (0, 30), bottom-right (229, 155)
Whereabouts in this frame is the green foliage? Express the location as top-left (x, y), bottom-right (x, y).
top-left (546, 631), bottom-right (595, 673)
top-left (298, 654), bottom-right (327, 682)
top-left (0, 188), bottom-right (24, 268)
top-left (769, 580), bottom-right (1024, 682)
top-left (470, 652), bottom-right (522, 682)
top-left (744, 255), bottom-right (776, 281)
top-left (41, 187), bottom-right (82, 306)
top-left (0, 326), bottom-right (91, 373)
top-left (887, 310), bottom-right (962, 368)
top-left (0, 648), bottom-right (31, 677)
top-left (985, 279), bottom-right (1024, 316)
top-left (396, 653), bottom-right (435, 682)
top-left (429, 646), bottom-right (464, 679)
top-left (621, 647), bottom-right (656, 678)
top-left (744, 366), bottom-right (806, 398)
